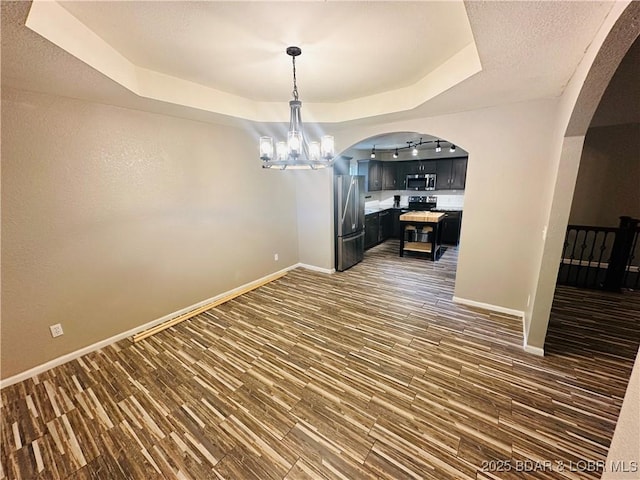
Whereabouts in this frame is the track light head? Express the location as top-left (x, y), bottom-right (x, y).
top-left (393, 148), bottom-right (399, 159)
top-left (435, 140), bottom-right (441, 153)
top-left (370, 146), bottom-right (376, 159)
top-left (450, 144), bottom-right (456, 152)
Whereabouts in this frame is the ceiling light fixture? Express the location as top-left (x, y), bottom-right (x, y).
top-left (259, 47), bottom-right (335, 170)
top-left (371, 138), bottom-right (457, 158)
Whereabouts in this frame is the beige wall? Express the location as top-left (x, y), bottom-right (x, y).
top-left (295, 168), bottom-right (335, 271)
top-left (1, 87), bottom-right (299, 379)
top-left (527, 0), bottom-right (638, 351)
top-left (569, 123), bottom-right (640, 227)
top-left (298, 98), bottom-right (560, 317)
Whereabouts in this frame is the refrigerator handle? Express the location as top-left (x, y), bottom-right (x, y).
top-left (354, 180), bottom-right (359, 228)
top-left (341, 177), bottom-right (355, 225)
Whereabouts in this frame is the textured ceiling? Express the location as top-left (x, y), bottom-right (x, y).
top-left (1, 1), bottom-right (617, 126)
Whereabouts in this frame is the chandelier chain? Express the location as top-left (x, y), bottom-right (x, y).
top-left (291, 55), bottom-right (299, 101)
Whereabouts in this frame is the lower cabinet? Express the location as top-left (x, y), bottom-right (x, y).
top-left (379, 210), bottom-right (392, 242)
top-left (365, 213), bottom-right (379, 250)
top-left (365, 210), bottom-right (394, 250)
top-left (438, 211), bottom-right (463, 245)
top-left (392, 209), bottom-right (409, 239)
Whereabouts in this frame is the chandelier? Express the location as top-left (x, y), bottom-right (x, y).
top-left (259, 47), bottom-right (335, 170)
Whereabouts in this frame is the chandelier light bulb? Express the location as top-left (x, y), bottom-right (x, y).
top-left (276, 141), bottom-right (287, 161)
top-left (259, 137), bottom-right (274, 161)
top-left (321, 135), bottom-right (335, 160)
top-left (309, 141), bottom-right (321, 161)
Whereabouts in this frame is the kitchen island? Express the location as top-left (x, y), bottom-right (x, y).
top-left (399, 211), bottom-right (445, 260)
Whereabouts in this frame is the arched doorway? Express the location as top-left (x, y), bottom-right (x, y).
top-left (334, 131), bottom-right (469, 271)
top-left (525, 1), bottom-right (640, 354)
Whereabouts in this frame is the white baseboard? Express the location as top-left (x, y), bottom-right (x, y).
top-left (295, 263), bottom-right (335, 274)
top-left (453, 296), bottom-right (545, 356)
top-left (523, 343), bottom-right (545, 356)
top-left (0, 265), bottom-right (296, 390)
top-left (452, 296), bottom-right (525, 319)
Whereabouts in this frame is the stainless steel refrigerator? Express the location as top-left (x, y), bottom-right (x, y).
top-left (334, 175), bottom-right (365, 271)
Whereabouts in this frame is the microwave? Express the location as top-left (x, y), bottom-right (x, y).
top-left (406, 173), bottom-right (436, 191)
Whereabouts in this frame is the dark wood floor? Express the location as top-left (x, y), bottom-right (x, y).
top-left (2, 240), bottom-right (639, 479)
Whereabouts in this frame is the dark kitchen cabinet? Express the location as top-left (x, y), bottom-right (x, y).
top-left (450, 158), bottom-right (467, 189)
top-left (382, 163), bottom-right (398, 190)
top-left (405, 160), bottom-right (436, 175)
top-left (358, 160), bottom-right (382, 192)
top-left (395, 162), bottom-right (409, 189)
top-left (437, 211), bottom-right (463, 245)
top-left (392, 209), bottom-right (409, 239)
top-left (365, 212), bottom-right (379, 249)
top-left (420, 160), bottom-right (437, 174)
top-left (403, 161), bottom-right (421, 175)
top-left (378, 209), bottom-right (393, 241)
top-left (436, 158), bottom-right (467, 190)
top-left (394, 160), bottom-right (436, 189)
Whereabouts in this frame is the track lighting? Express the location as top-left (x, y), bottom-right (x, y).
top-left (367, 138), bottom-right (457, 158)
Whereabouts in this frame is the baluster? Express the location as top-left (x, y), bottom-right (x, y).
top-left (575, 230), bottom-right (591, 287)
top-left (585, 230), bottom-right (599, 288)
top-left (623, 229), bottom-right (639, 289)
top-left (568, 228), bottom-right (581, 285)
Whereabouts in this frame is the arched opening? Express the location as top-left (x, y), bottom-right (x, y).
top-left (527, 1), bottom-right (640, 354)
top-left (332, 131), bottom-right (469, 272)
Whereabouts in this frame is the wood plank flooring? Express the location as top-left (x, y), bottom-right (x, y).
top-left (2, 240), bottom-right (639, 479)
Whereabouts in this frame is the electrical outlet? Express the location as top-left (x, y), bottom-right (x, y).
top-left (49, 324), bottom-right (64, 338)
top-left (274, 253), bottom-right (279, 261)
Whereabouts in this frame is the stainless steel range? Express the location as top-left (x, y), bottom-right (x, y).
top-left (408, 195), bottom-right (437, 211)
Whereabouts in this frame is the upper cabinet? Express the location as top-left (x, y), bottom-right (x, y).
top-left (358, 160), bottom-right (382, 191)
top-left (436, 158), bottom-right (467, 190)
top-left (450, 158), bottom-right (467, 189)
top-left (357, 157), bottom-right (467, 191)
top-left (404, 160), bottom-right (437, 175)
top-left (382, 163), bottom-right (398, 190)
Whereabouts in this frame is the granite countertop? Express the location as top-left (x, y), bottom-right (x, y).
top-left (364, 205), bottom-right (409, 215)
top-left (365, 205), bottom-right (463, 214)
